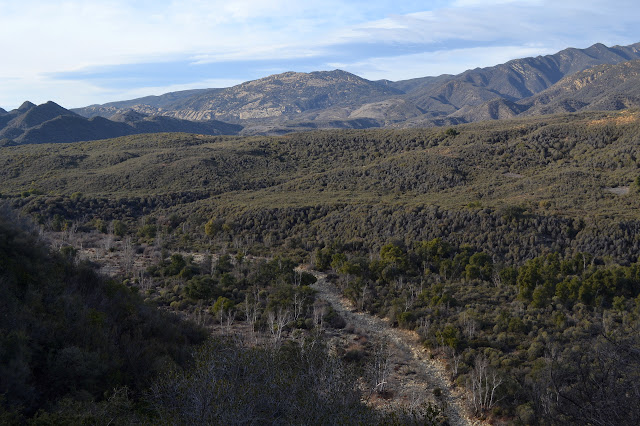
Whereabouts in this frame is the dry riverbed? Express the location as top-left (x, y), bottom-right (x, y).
top-left (305, 268), bottom-right (482, 426)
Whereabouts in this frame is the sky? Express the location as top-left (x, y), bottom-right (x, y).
top-left (1, 0), bottom-right (639, 110)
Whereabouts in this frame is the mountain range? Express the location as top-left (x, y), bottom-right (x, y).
top-left (3, 41), bottom-right (640, 145)
top-left (71, 42), bottom-right (640, 135)
top-left (0, 101), bottom-right (242, 146)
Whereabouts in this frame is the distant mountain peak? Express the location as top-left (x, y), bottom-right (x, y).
top-left (0, 107), bottom-right (7, 115)
top-left (17, 101), bottom-right (36, 112)
top-left (139, 67), bottom-right (405, 122)
top-left (312, 69), bottom-right (356, 77)
top-left (244, 69), bottom-right (366, 85)
top-left (33, 101), bottom-right (75, 115)
top-left (43, 100), bottom-right (64, 108)
top-left (19, 101), bottom-right (78, 124)
top-left (588, 42), bottom-right (608, 49)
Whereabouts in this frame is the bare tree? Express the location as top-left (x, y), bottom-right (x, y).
top-left (225, 309), bottom-right (236, 334)
top-left (313, 301), bottom-right (326, 330)
top-left (358, 284), bottom-right (368, 311)
top-left (122, 236), bottom-right (134, 275)
top-left (103, 233), bottom-right (114, 252)
top-left (444, 347), bottom-right (462, 380)
top-left (468, 355), bottom-right (502, 414)
top-left (461, 311), bottom-right (478, 339)
top-left (417, 317), bottom-right (431, 339)
top-left (292, 292), bottom-right (305, 321)
top-left (405, 282), bottom-right (417, 311)
top-left (243, 293), bottom-right (259, 344)
top-left (193, 302), bottom-right (206, 327)
top-left (135, 268), bottom-right (149, 291)
top-left (368, 340), bottom-right (392, 396)
top-left (267, 308), bottom-right (290, 346)
top-left (293, 270), bottom-right (302, 287)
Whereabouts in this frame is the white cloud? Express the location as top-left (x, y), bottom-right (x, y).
top-left (339, 1), bottom-right (630, 48)
top-left (0, 1), bottom-right (333, 73)
top-left (0, 0), bottom-right (639, 108)
top-left (452, 0), bottom-right (542, 6)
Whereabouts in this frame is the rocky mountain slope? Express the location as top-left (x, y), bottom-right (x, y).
top-left (447, 59), bottom-right (640, 122)
top-left (76, 70), bottom-right (403, 124)
top-left (78, 88), bottom-right (219, 119)
top-left (401, 42), bottom-right (640, 110)
top-left (0, 101), bottom-right (241, 146)
top-left (521, 59), bottom-right (640, 115)
top-left (70, 42), bottom-right (640, 134)
top-left (4, 41), bottom-right (638, 144)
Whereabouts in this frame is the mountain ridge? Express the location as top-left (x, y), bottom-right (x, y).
top-left (522, 59), bottom-right (640, 115)
top-left (68, 42), bottom-right (640, 135)
top-left (448, 59), bottom-right (640, 122)
top-left (0, 101), bottom-right (242, 146)
top-left (401, 42), bottom-right (640, 114)
top-left (4, 41), bottom-right (640, 143)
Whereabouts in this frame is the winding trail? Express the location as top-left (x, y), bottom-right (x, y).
top-left (304, 268), bottom-right (480, 426)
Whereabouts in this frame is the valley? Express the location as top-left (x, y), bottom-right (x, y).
top-left (2, 106), bottom-right (640, 423)
top-left (308, 269), bottom-right (475, 425)
top-left (3, 37), bottom-right (640, 425)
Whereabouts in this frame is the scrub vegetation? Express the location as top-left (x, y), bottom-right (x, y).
top-left (2, 109), bottom-right (640, 424)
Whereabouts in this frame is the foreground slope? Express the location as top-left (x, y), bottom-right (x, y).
top-left (0, 207), bottom-right (207, 419)
top-left (0, 209), bottom-right (409, 424)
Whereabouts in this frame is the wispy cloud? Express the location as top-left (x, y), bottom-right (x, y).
top-left (0, 0), bottom-right (638, 109)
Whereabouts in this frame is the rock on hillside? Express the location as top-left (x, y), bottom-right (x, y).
top-left (162, 70), bottom-right (404, 122)
top-left (348, 98), bottom-right (426, 124)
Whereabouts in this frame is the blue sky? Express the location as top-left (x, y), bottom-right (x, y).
top-left (1, 0), bottom-right (639, 110)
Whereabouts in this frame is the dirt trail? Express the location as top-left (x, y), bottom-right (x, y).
top-left (305, 268), bottom-right (481, 426)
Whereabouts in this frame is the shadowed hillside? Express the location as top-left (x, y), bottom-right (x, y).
top-left (0, 206), bottom-right (207, 420)
top-left (0, 102), bottom-right (242, 146)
